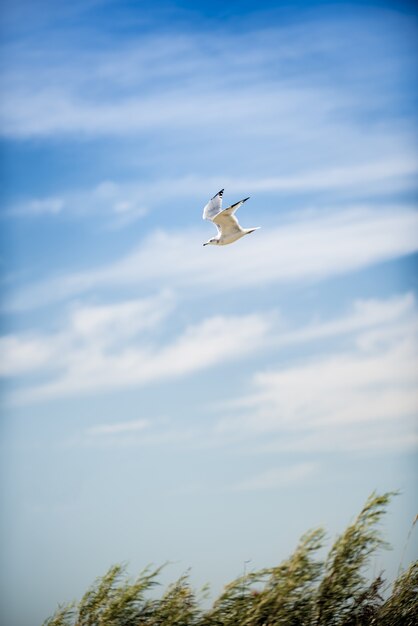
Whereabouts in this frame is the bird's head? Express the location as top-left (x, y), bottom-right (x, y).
top-left (203, 238), bottom-right (219, 246)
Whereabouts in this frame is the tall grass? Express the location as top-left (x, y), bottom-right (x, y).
top-left (43, 492), bottom-right (417, 626)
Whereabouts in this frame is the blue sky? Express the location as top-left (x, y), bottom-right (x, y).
top-left (1, 1), bottom-right (418, 624)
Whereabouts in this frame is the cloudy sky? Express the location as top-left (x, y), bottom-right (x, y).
top-left (1, 1), bottom-right (417, 624)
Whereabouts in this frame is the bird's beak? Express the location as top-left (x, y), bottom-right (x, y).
top-left (203, 242), bottom-right (208, 246)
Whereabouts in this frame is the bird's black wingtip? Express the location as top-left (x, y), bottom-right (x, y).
top-left (211, 188), bottom-right (224, 199)
top-left (243, 196), bottom-right (250, 202)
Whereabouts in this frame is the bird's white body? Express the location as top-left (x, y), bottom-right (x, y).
top-left (202, 189), bottom-right (260, 246)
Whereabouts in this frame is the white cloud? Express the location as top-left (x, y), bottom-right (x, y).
top-left (4, 290), bottom-right (416, 458)
top-left (0, 334), bottom-right (55, 376)
top-left (216, 293), bottom-right (418, 452)
top-left (245, 342), bottom-right (417, 430)
top-left (8, 197), bottom-right (64, 217)
top-left (1, 12), bottom-right (415, 141)
top-left (69, 292), bottom-right (173, 341)
top-left (26, 312), bottom-right (269, 401)
top-left (0, 291), bottom-right (175, 378)
top-left (255, 423), bottom-right (418, 455)
top-left (2, 12), bottom-right (416, 213)
top-left (0, 32), bottom-right (352, 138)
top-left (230, 462), bottom-right (317, 492)
top-left (5, 206), bottom-right (418, 312)
top-left (231, 158), bottom-right (418, 196)
top-left (2, 290), bottom-right (271, 403)
top-left (80, 423), bottom-right (198, 450)
top-left (5, 157), bottom-right (417, 222)
top-left (87, 418), bottom-right (150, 436)
top-left (3, 179), bottom-right (149, 226)
top-left (276, 292), bottom-right (416, 347)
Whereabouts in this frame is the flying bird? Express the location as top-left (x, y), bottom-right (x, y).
top-left (202, 189), bottom-right (260, 246)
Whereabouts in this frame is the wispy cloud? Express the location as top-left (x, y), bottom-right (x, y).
top-left (25, 313), bottom-right (269, 402)
top-left (29, 292), bottom-right (416, 454)
top-left (0, 31), bottom-right (353, 138)
top-left (69, 292), bottom-right (173, 340)
top-left (229, 462), bottom-right (318, 492)
top-left (6, 206), bottom-right (418, 311)
top-left (87, 418), bottom-right (151, 436)
top-left (82, 422), bottom-right (197, 449)
top-left (2, 11), bottom-right (415, 141)
top-left (5, 157), bottom-right (417, 223)
top-left (3, 180), bottom-right (149, 227)
top-left (215, 292), bottom-right (418, 452)
top-left (1, 289), bottom-right (271, 403)
top-left (0, 290), bottom-right (175, 377)
top-left (6, 197), bottom-right (65, 217)
top-left (0, 334), bottom-right (56, 376)
top-left (2, 10), bottom-right (416, 208)
top-left (275, 292), bottom-right (416, 347)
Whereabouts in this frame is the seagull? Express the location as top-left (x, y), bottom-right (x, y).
top-left (202, 189), bottom-right (260, 246)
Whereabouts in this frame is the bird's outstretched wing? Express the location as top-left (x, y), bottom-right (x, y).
top-left (212, 197), bottom-right (250, 235)
top-left (202, 189), bottom-right (224, 221)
